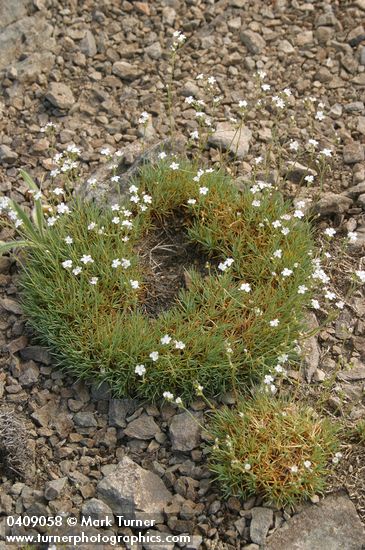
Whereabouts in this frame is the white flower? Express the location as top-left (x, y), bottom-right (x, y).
top-left (255, 156), bottom-right (263, 164)
top-left (112, 259), bottom-right (121, 268)
top-left (304, 460), bottom-right (312, 469)
top-left (261, 84), bottom-right (271, 91)
top-left (355, 270), bottom-right (365, 283)
top-left (308, 139), bottom-right (318, 147)
top-left (207, 76), bottom-right (216, 85)
top-left (138, 111), bottom-right (149, 124)
top-left (80, 255), bottom-right (94, 264)
top-left (294, 210), bottom-right (304, 219)
top-left (283, 88), bottom-right (292, 96)
top-left (269, 319), bottom-right (280, 327)
top-left (187, 199), bottom-right (196, 205)
top-left (150, 351), bottom-right (159, 361)
top-left (199, 187), bottom-right (209, 195)
top-left (304, 175), bottom-right (314, 184)
top-left (311, 299), bottom-right (320, 310)
top-left (88, 222), bottom-right (96, 230)
top-left (89, 277), bottom-right (98, 285)
top-left (190, 130), bottom-right (199, 140)
top-left (325, 290), bottom-right (336, 300)
top-left (67, 144), bottom-right (81, 154)
top-left (240, 283), bottom-right (251, 293)
top-left (143, 194), bottom-right (152, 204)
top-left (320, 148), bottom-right (332, 157)
top-left (121, 220), bottom-right (133, 229)
top-left (281, 268), bottom-right (293, 277)
top-left (252, 200), bottom-right (261, 207)
top-left (129, 185), bottom-right (138, 194)
top-left (264, 375), bottom-right (274, 384)
top-left (64, 236), bottom-right (73, 244)
top-left (272, 220), bottom-right (282, 228)
top-left (174, 340), bottom-right (185, 350)
top-left (111, 175), bottom-right (120, 183)
top-left (62, 259), bottom-right (73, 269)
top-left (163, 391), bottom-right (174, 400)
top-left (72, 266), bottom-right (82, 276)
top-left (100, 147), bottom-right (111, 155)
top-left (130, 195), bottom-right (139, 203)
top-left (335, 301), bottom-right (344, 309)
top-left (121, 258), bottom-right (131, 269)
top-left (175, 397), bottom-right (182, 405)
top-left (87, 177), bottom-right (97, 187)
top-left (324, 227), bottom-right (336, 237)
top-left (348, 231), bottom-right (357, 242)
top-left (47, 216), bottom-right (57, 227)
top-left (112, 217), bottom-right (120, 224)
top-left (158, 152), bottom-right (167, 159)
top-left (315, 110), bottom-right (325, 121)
top-left (160, 334), bottom-right (172, 345)
top-left (273, 249), bottom-right (282, 258)
top-left (274, 365), bottom-right (284, 373)
top-left (281, 227), bottom-right (290, 236)
top-left (244, 463), bottom-right (251, 471)
top-left (170, 162), bottom-right (179, 170)
top-left (290, 465), bottom-right (298, 473)
top-left (111, 204), bottom-right (120, 211)
top-left (135, 364), bottom-right (146, 376)
top-left (298, 285), bottom-right (308, 294)
top-left (277, 353), bottom-right (288, 363)
top-left (289, 140), bottom-right (299, 152)
top-left (130, 280), bottom-right (139, 289)
top-left (185, 96), bottom-right (195, 104)
top-left (238, 99), bottom-right (248, 108)
top-left (257, 70), bottom-right (266, 79)
top-left (56, 202), bottom-right (70, 215)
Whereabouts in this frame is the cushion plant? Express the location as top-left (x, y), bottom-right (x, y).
top-left (2, 159), bottom-right (315, 402)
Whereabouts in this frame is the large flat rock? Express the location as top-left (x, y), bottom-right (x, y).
top-left (266, 491), bottom-right (364, 550)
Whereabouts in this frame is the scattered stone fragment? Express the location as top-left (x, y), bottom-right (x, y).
top-left (80, 30), bottom-right (97, 57)
top-left (108, 398), bottom-right (137, 428)
top-left (112, 61), bottom-right (143, 81)
top-left (18, 361), bottom-right (40, 387)
top-left (19, 346), bottom-right (51, 365)
top-left (312, 193), bottom-right (353, 216)
top-left (124, 413), bottom-right (161, 440)
top-left (44, 477), bottom-right (67, 500)
top-left (73, 412), bottom-right (97, 428)
top-left (250, 507), bottom-right (273, 545)
top-left (81, 498), bottom-right (114, 522)
top-left (240, 30), bottom-right (266, 54)
top-left (343, 142), bottom-right (365, 164)
top-left (0, 145), bottom-right (18, 164)
top-left (0, 298), bottom-right (22, 315)
top-left (208, 122), bottom-right (251, 159)
top-left (302, 312), bottom-right (321, 383)
top-left (169, 412), bottom-right (202, 451)
top-left (266, 492), bottom-right (364, 549)
top-left (45, 82), bottom-right (75, 110)
top-left (97, 456), bottom-right (172, 521)
top-left (337, 363), bottom-right (365, 381)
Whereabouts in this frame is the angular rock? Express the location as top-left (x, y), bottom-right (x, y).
top-left (6, 335), bottom-right (28, 355)
top-left (169, 412), bottom-right (202, 451)
top-left (1, 297), bottom-right (22, 314)
top-left (337, 364), bottom-right (365, 381)
top-left (285, 161), bottom-right (317, 184)
top-left (145, 42), bottom-right (162, 60)
top-left (112, 61), bottom-right (143, 81)
top-left (80, 30), bottom-right (97, 57)
top-left (208, 122), bottom-right (252, 159)
top-left (266, 492), bottom-right (364, 550)
top-left (44, 477), bottom-right (67, 500)
top-left (124, 414), bottom-right (161, 440)
top-left (108, 398), bottom-right (137, 428)
top-left (345, 181), bottom-right (365, 199)
top-left (250, 507), bottom-right (273, 545)
top-left (45, 82), bottom-right (75, 110)
top-left (343, 142), bottom-right (364, 164)
top-left (0, 1), bottom-right (31, 28)
top-left (19, 346), bottom-right (51, 365)
top-left (18, 361), bottom-right (40, 387)
top-left (0, 145), bottom-right (18, 164)
top-left (240, 30), bottom-right (266, 54)
top-left (81, 498), bottom-right (114, 522)
top-left (312, 193), bottom-right (353, 217)
top-left (73, 412), bottom-right (97, 428)
top-left (97, 456), bottom-right (172, 521)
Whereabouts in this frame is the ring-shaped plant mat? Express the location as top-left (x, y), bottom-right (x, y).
top-left (20, 160), bottom-right (314, 402)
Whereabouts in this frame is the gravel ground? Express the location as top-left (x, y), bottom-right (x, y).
top-left (0, 0), bottom-right (365, 548)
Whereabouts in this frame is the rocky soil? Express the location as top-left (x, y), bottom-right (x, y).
top-left (0, 0), bottom-right (365, 548)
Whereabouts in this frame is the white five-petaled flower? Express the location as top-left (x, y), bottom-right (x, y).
top-left (170, 162), bottom-right (179, 170)
top-left (199, 187), bottom-right (209, 195)
top-left (57, 202), bottom-right (70, 215)
top-left (135, 364), bottom-right (146, 376)
top-left (112, 217), bottom-right (120, 224)
top-left (290, 465), bottom-right (298, 473)
top-left (304, 175), bottom-right (314, 184)
top-left (174, 340), bottom-right (185, 350)
top-left (150, 351), bottom-right (159, 361)
top-left (315, 110), bottom-right (325, 121)
top-left (332, 452), bottom-right (343, 464)
top-left (175, 397), bottom-right (182, 405)
top-left (348, 231), bottom-right (357, 243)
top-left (88, 222), bottom-right (96, 230)
top-left (160, 334), bottom-right (172, 345)
top-left (89, 277), bottom-right (98, 285)
top-left (80, 255), bottom-right (94, 264)
top-left (303, 460), bottom-right (312, 469)
top-left (269, 319), bottom-right (280, 327)
top-left (163, 391), bottom-right (174, 400)
top-left (64, 236), bottom-right (73, 244)
top-left (130, 280), bottom-right (139, 289)
top-left (112, 259), bottom-right (121, 268)
top-left (355, 270), bottom-right (365, 283)
top-left (47, 216), bottom-right (57, 227)
top-left (281, 268), bottom-right (293, 277)
top-left (311, 299), bottom-right (320, 310)
top-left (298, 285), bottom-right (308, 294)
top-left (240, 283), bottom-right (251, 293)
top-left (244, 463), bottom-right (251, 471)
top-left (62, 259), bottom-right (73, 269)
top-left (238, 99), bottom-right (248, 108)
top-left (324, 227), bottom-right (336, 237)
top-left (72, 266), bottom-right (82, 276)
top-left (100, 147), bottom-right (111, 155)
top-left (138, 111), bottom-right (149, 124)
top-left (187, 199), bottom-right (196, 205)
top-left (111, 175), bottom-right (120, 183)
top-left (320, 148), bottom-right (332, 157)
top-left (158, 152), bottom-right (167, 159)
top-left (190, 130), bottom-right (199, 140)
